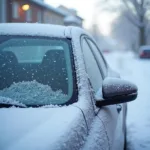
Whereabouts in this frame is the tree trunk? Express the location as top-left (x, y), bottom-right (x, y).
top-left (139, 13), bottom-right (146, 46)
top-left (139, 26), bottom-right (146, 46)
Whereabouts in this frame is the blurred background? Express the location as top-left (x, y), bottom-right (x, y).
top-left (0, 0), bottom-right (150, 149)
top-left (1, 0), bottom-right (150, 52)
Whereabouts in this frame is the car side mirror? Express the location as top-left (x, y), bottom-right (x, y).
top-left (96, 77), bottom-right (138, 107)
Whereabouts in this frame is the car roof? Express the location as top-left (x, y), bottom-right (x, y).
top-left (139, 45), bottom-right (150, 51)
top-left (0, 23), bottom-right (73, 38)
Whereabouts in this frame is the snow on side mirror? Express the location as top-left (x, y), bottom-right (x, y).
top-left (96, 77), bottom-right (138, 107)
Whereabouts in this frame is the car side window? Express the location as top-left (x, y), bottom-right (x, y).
top-left (81, 38), bottom-right (103, 92)
top-left (86, 39), bottom-right (107, 77)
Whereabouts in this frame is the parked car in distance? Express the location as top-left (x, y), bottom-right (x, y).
top-left (0, 23), bottom-right (138, 150)
top-left (139, 45), bottom-right (150, 58)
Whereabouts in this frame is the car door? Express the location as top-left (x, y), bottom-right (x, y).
top-left (80, 37), bottom-right (110, 150)
top-left (83, 36), bottom-right (125, 150)
top-left (86, 38), bottom-right (125, 150)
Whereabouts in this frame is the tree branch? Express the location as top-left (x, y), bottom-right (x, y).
top-left (122, 0), bottom-right (145, 27)
top-left (132, 0), bottom-right (146, 16)
top-left (124, 12), bottom-right (141, 27)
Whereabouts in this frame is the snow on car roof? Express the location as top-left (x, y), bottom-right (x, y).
top-left (0, 23), bottom-right (70, 38)
top-left (139, 45), bottom-right (150, 51)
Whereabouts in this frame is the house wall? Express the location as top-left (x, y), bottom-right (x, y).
top-left (0, 0), bottom-right (82, 27)
top-left (43, 10), bottom-right (64, 25)
top-left (8, 0), bottom-right (43, 23)
top-left (0, 0), bottom-right (7, 22)
top-left (6, 0), bottom-right (64, 25)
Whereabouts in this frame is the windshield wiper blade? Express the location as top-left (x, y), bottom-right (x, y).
top-left (0, 96), bottom-right (27, 108)
top-left (0, 103), bottom-right (27, 108)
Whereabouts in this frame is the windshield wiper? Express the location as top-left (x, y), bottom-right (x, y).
top-left (0, 103), bottom-right (27, 108)
top-left (0, 96), bottom-right (27, 108)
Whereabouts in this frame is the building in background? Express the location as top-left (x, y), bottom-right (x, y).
top-left (58, 5), bottom-right (83, 27)
top-left (0, 0), bottom-right (7, 23)
top-left (0, 0), bottom-right (83, 27)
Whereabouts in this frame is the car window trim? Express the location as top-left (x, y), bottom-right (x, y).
top-left (81, 35), bottom-right (104, 77)
top-left (85, 37), bottom-right (108, 78)
top-left (81, 36), bottom-right (105, 79)
top-left (80, 36), bottom-right (100, 113)
top-left (86, 37), bottom-right (108, 69)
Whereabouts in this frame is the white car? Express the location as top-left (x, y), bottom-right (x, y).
top-left (0, 23), bottom-right (138, 150)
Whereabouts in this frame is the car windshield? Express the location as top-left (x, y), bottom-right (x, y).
top-left (0, 35), bottom-right (75, 106)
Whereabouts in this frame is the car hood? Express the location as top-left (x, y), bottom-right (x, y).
top-left (0, 106), bottom-right (85, 150)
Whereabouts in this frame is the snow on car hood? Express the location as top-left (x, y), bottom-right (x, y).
top-left (0, 106), bottom-right (86, 150)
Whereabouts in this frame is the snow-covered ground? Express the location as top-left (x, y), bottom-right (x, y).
top-left (104, 51), bottom-right (150, 150)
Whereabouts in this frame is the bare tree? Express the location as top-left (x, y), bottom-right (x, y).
top-left (97, 0), bottom-right (150, 47)
top-left (111, 9), bottom-right (139, 51)
top-left (121, 0), bottom-right (150, 46)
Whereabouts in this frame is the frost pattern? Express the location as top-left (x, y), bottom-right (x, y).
top-left (0, 80), bottom-right (67, 105)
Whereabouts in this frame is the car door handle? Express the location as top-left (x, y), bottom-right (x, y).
top-left (116, 104), bottom-right (122, 113)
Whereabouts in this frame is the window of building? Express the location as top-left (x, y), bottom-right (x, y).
top-left (26, 9), bottom-right (32, 22)
top-left (51, 16), bottom-right (55, 23)
top-left (37, 11), bottom-right (42, 23)
top-left (44, 12), bottom-right (49, 23)
top-left (12, 1), bottom-right (19, 19)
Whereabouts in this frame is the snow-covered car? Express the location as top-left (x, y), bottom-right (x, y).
top-left (139, 45), bottom-right (150, 58)
top-left (0, 23), bottom-right (138, 150)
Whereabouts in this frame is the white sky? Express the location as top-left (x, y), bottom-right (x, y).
top-left (45, 0), bottom-right (97, 28)
top-left (45, 0), bottom-right (117, 35)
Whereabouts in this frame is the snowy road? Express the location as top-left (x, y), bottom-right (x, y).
top-left (104, 52), bottom-right (150, 150)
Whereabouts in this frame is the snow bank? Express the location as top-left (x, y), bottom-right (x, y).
top-left (0, 81), bottom-right (67, 105)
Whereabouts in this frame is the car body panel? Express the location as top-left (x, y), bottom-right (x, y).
top-left (82, 116), bottom-right (110, 150)
top-left (70, 27), bottom-right (126, 150)
top-left (97, 105), bottom-right (125, 150)
top-left (0, 106), bottom-right (87, 150)
top-left (139, 51), bottom-right (150, 58)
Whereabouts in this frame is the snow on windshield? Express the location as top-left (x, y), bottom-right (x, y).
top-left (0, 96), bottom-right (26, 107)
top-left (0, 80), bottom-right (67, 106)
